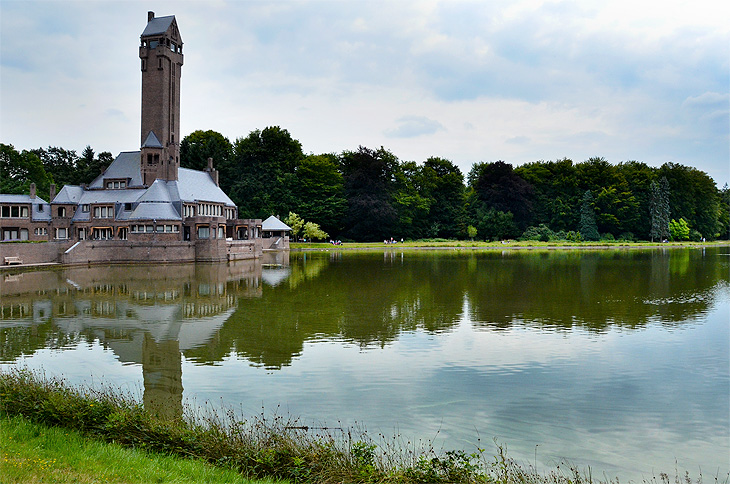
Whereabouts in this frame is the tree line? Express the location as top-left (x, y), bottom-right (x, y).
top-left (3, 128), bottom-right (729, 242)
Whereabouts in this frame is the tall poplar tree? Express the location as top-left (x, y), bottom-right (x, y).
top-left (579, 190), bottom-right (600, 241)
top-left (649, 177), bottom-right (670, 241)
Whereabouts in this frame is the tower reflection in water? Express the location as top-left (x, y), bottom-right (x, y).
top-left (0, 252), bottom-right (289, 419)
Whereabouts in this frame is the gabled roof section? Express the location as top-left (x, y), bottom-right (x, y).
top-left (142, 131), bottom-right (163, 148)
top-left (138, 179), bottom-right (173, 203)
top-left (0, 194), bottom-right (46, 204)
top-left (176, 168), bottom-right (235, 206)
top-left (89, 151), bottom-right (143, 188)
top-left (262, 216), bottom-right (292, 232)
top-left (78, 189), bottom-right (145, 205)
top-left (141, 15), bottom-right (176, 37)
top-left (129, 202), bottom-right (181, 221)
top-left (53, 185), bottom-right (84, 204)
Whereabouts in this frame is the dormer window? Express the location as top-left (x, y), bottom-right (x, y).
top-left (105, 180), bottom-right (127, 189)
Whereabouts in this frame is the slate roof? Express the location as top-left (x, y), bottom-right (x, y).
top-left (129, 202), bottom-right (181, 221)
top-left (53, 185), bottom-right (84, 204)
top-left (138, 179), bottom-right (173, 203)
top-left (142, 131), bottom-right (163, 148)
top-left (177, 168), bottom-right (235, 205)
top-left (141, 15), bottom-right (176, 37)
top-left (262, 215), bottom-right (291, 231)
top-left (0, 194), bottom-right (44, 204)
top-left (17, 148), bottom-right (236, 226)
top-left (78, 189), bottom-right (146, 204)
top-left (89, 152), bottom-right (143, 188)
top-left (0, 194), bottom-right (51, 222)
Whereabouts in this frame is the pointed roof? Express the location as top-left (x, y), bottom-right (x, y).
top-left (53, 185), bottom-right (84, 203)
top-left (142, 131), bottom-right (163, 148)
top-left (137, 179), bottom-right (172, 203)
top-left (89, 151), bottom-right (143, 188)
top-left (262, 215), bottom-right (292, 231)
top-left (141, 15), bottom-right (176, 37)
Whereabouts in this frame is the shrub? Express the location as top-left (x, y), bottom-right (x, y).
top-left (520, 224), bottom-right (555, 242)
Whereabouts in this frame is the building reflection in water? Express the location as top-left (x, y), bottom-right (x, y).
top-left (0, 252), bottom-right (289, 418)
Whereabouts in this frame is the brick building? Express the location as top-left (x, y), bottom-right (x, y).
top-left (1, 12), bottom-right (287, 265)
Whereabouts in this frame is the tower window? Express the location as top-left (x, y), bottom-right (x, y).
top-left (158, 58), bottom-right (163, 70)
top-left (141, 59), bottom-right (147, 71)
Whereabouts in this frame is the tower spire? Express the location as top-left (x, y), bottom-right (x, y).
top-left (139, 12), bottom-right (183, 185)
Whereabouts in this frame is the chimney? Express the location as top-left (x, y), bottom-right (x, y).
top-left (148, 11), bottom-right (155, 22)
top-left (49, 183), bottom-right (57, 201)
top-left (30, 182), bottom-right (37, 199)
top-left (206, 158), bottom-right (219, 186)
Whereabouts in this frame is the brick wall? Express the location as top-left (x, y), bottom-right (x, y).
top-left (1, 241), bottom-right (71, 265)
top-left (62, 240), bottom-right (197, 265)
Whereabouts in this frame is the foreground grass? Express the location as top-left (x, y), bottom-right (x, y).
top-left (291, 240), bottom-right (728, 250)
top-left (1, 415), bottom-right (277, 484)
top-left (1, 369), bottom-right (725, 484)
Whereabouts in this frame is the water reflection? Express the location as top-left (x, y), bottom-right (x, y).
top-left (1, 257), bottom-right (271, 417)
top-left (3, 249), bottom-right (728, 368)
top-left (1, 247), bottom-right (728, 479)
top-left (1, 247), bottom-right (728, 410)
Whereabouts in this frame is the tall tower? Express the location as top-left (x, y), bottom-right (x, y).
top-left (139, 11), bottom-right (183, 186)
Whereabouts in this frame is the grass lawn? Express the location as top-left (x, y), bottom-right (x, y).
top-left (0, 415), bottom-right (283, 484)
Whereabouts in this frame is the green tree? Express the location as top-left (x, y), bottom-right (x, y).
top-left (469, 161), bottom-right (533, 230)
top-left (340, 146), bottom-right (399, 241)
top-left (76, 146), bottom-right (113, 185)
top-left (669, 218), bottom-right (690, 241)
top-left (284, 212), bottom-right (305, 241)
top-left (180, 130), bottom-right (234, 192)
top-left (658, 163), bottom-right (719, 239)
top-left (649, 177), bottom-right (671, 242)
top-left (467, 225), bottom-right (477, 240)
top-left (616, 161), bottom-right (655, 238)
top-left (292, 154), bottom-right (347, 237)
top-left (302, 221), bottom-right (328, 241)
top-left (516, 158), bottom-right (580, 232)
top-left (421, 157), bottom-right (466, 239)
top-left (579, 190), bottom-right (600, 241)
top-left (0, 144), bottom-right (54, 199)
top-left (32, 146), bottom-right (79, 187)
top-left (393, 161), bottom-right (431, 240)
top-left (718, 184), bottom-right (730, 240)
top-left (230, 127), bottom-right (304, 219)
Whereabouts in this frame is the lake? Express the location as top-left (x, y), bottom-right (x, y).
top-left (1, 247), bottom-right (728, 481)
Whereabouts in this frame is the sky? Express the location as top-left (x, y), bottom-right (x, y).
top-left (1, 0), bottom-right (728, 186)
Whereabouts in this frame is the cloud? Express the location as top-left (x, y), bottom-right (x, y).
top-left (506, 136), bottom-right (530, 146)
top-left (384, 116), bottom-right (445, 138)
top-left (1, 0), bottom-right (728, 186)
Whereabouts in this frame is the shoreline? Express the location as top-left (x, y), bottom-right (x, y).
top-left (291, 241), bottom-right (730, 251)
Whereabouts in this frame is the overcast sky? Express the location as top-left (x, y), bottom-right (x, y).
top-left (1, 0), bottom-right (728, 186)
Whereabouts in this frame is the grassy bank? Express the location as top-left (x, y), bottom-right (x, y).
top-left (1, 369), bottom-right (722, 484)
top-left (291, 240), bottom-right (729, 250)
top-left (1, 415), bottom-right (278, 484)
